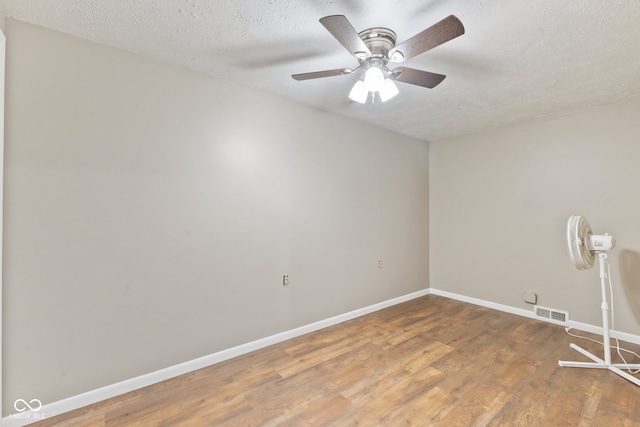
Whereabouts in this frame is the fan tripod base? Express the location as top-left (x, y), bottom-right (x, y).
top-left (559, 252), bottom-right (640, 387)
top-left (559, 344), bottom-right (640, 386)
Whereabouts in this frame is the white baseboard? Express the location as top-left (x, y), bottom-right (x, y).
top-left (428, 288), bottom-right (537, 320)
top-left (428, 288), bottom-right (640, 346)
top-left (2, 289), bottom-right (429, 427)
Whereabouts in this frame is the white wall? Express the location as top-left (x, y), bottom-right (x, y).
top-left (2, 18), bottom-right (429, 412)
top-left (430, 97), bottom-right (640, 335)
top-left (0, 24), bottom-right (5, 421)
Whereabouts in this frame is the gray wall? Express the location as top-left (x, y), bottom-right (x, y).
top-left (430, 97), bottom-right (640, 334)
top-left (2, 19), bottom-right (429, 411)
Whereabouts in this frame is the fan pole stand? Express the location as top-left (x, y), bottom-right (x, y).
top-left (559, 253), bottom-right (640, 386)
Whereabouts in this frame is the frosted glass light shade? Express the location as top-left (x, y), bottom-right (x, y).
top-left (379, 79), bottom-right (399, 102)
top-left (348, 80), bottom-right (368, 104)
top-left (363, 66), bottom-right (385, 92)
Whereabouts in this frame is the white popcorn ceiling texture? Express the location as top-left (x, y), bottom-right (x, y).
top-left (2, 0), bottom-right (640, 141)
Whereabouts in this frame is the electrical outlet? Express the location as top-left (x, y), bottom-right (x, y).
top-left (283, 275), bottom-right (289, 286)
top-left (378, 260), bottom-right (383, 269)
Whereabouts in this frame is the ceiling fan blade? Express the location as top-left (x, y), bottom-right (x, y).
top-left (389, 15), bottom-right (464, 62)
top-left (292, 68), bottom-right (352, 81)
top-left (391, 67), bottom-right (446, 88)
top-left (319, 15), bottom-right (371, 57)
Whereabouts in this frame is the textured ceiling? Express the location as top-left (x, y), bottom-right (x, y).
top-left (2, 0), bottom-right (640, 142)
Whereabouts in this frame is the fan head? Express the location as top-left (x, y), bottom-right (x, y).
top-left (566, 215), bottom-right (615, 270)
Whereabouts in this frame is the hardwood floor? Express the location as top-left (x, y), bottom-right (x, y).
top-left (30, 295), bottom-right (640, 426)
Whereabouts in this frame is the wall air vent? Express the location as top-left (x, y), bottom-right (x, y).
top-left (534, 305), bottom-right (569, 324)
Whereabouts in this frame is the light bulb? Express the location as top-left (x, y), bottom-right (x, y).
top-left (363, 66), bottom-right (385, 92)
top-left (348, 80), bottom-right (368, 104)
top-left (379, 79), bottom-right (399, 102)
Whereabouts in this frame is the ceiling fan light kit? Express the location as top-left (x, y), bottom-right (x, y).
top-left (379, 78), bottom-right (400, 102)
top-left (363, 63), bottom-right (385, 92)
top-left (560, 215), bottom-right (640, 387)
top-left (348, 80), bottom-right (368, 103)
top-left (292, 14), bottom-right (464, 104)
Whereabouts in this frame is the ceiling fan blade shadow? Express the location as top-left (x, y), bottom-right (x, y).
top-left (413, 51), bottom-right (496, 77)
top-left (320, 15), bottom-right (371, 57)
top-left (390, 15), bottom-right (464, 61)
top-left (392, 67), bottom-right (446, 88)
top-left (238, 50), bottom-right (332, 69)
top-left (407, 2), bottom-right (447, 20)
top-left (215, 38), bottom-right (338, 69)
top-left (292, 68), bottom-right (352, 81)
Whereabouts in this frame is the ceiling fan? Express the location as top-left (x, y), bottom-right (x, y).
top-left (292, 15), bottom-right (465, 104)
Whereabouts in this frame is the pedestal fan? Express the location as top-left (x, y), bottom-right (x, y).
top-left (559, 215), bottom-right (640, 386)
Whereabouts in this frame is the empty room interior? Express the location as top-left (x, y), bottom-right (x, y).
top-left (2, 1), bottom-right (640, 426)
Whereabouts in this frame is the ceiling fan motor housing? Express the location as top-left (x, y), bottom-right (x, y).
top-left (358, 27), bottom-right (396, 59)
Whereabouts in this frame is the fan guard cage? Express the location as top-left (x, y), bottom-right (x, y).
top-left (567, 215), bottom-right (594, 270)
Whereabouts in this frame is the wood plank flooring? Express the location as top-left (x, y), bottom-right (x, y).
top-left (30, 295), bottom-right (640, 426)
